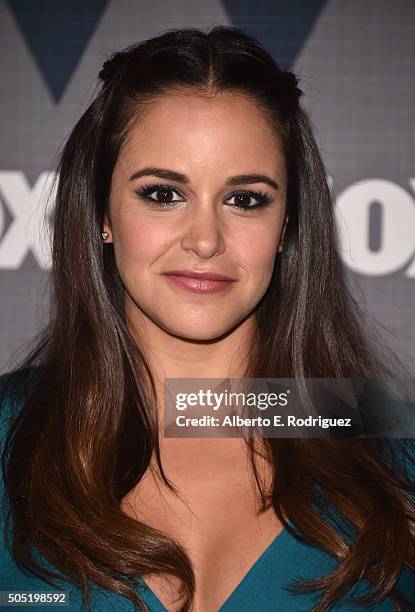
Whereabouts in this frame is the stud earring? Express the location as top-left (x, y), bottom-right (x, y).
top-left (101, 231), bottom-right (109, 241)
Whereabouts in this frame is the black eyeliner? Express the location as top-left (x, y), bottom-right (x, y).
top-left (135, 182), bottom-right (273, 211)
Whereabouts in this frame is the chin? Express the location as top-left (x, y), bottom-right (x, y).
top-left (160, 318), bottom-right (238, 342)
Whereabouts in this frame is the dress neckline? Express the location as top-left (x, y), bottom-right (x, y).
top-left (137, 524), bottom-right (291, 611)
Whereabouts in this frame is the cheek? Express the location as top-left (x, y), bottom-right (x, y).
top-left (113, 218), bottom-right (167, 269)
top-left (236, 225), bottom-right (279, 280)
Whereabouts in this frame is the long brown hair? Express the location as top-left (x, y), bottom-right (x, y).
top-left (1, 25), bottom-right (415, 611)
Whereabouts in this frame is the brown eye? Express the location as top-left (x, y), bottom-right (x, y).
top-left (233, 194), bottom-right (252, 207)
top-left (226, 190), bottom-right (273, 212)
top-left (152, 188), bottom-right (176, 203)
top-left (136, 184), bottom-right (183, 207)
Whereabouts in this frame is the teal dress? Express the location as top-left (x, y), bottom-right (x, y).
top-left (1, 374), bottom-right (415, 611)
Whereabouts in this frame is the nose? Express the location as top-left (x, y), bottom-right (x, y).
top-left (180, 201), bottom-right (226, 259)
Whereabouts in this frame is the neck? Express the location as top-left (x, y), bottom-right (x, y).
top-left (125, 298), bottom-right (258, 442)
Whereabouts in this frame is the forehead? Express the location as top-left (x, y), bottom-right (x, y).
top-left (117, 89), bottom-right (286, 181)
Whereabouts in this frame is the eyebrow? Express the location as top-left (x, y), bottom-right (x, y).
top-left (128, 167), bottom-right (279, 190)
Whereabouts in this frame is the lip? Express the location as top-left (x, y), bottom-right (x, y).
top-left (163, 269), bottom-right (236, 281)
top-left (162, 270), bottom-right (237, 294)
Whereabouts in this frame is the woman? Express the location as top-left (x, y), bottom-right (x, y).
top-left (1, 25), bottom-right (415, 612)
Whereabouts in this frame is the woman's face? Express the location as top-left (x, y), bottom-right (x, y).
top-left (104, 89), bottom-right (288, 341)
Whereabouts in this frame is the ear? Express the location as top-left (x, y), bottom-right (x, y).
top-left (102, 214), bottom-right (113, 243)
top-left (277, 215), bottom-right (288, 252)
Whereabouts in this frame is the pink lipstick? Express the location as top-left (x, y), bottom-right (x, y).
top-left (162, 269), bottom-right (237, 294)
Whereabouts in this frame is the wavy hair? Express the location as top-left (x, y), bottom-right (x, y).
top-left (1, 25), bottom-right (415, 612)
